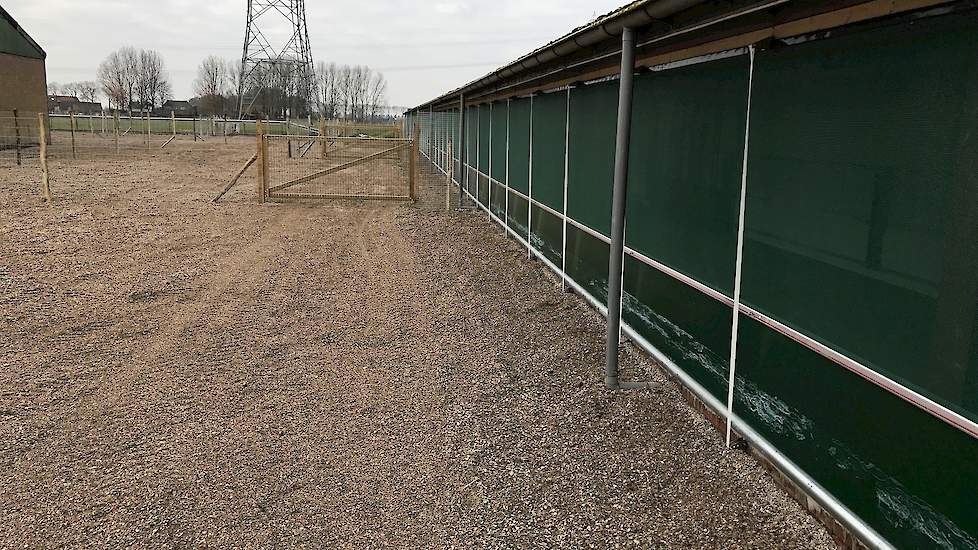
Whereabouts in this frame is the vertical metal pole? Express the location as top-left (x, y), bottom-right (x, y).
top-left (528, 95), bottom-right (534, 259)
top-left (145, 111), bottom-right (150, 149)
top-left (561, 87), bottom-right (572, 291)
top-left (725, 45), bottom-right (757, 446)
top-left (114, 111), bottom-right (120, 154)
top-left (476, 104), bottom-right (481, 204)
top-left (488, 102), bottom-right (493, 220)
top-left (224, 115), bottom-right (228, 144)
top-left (505, 99), bottom-right (511, 232)
top-left (458, 93), bottom-right (465, 207)
top-left (605, 28), bottom-right (637, 389)
top-left (410, 125), bottom-right (419, 201)
top-left (446, 140), bottom-right (453, 212)
top-left (193, 111), bottom-right (198, 142)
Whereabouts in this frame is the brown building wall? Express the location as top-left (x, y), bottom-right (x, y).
top-left (0, 51), bottom-right (46, 149)
top-left (0, 51), bottom-right (46, 114)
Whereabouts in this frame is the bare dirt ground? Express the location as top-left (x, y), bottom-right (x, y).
top-left (0, 140), bottom-right (834, 548)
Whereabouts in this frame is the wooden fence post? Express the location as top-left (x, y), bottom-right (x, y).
top-left (89, 114), bottom-right (94, 135)
top-left (410, 125), bottom-right (419, 202)
top-left (144, 111), bottom-right (150, 149)
top-left (286, 118), bottom-right (293, 158)
top-left (171, 111), bottom-right (176, 136)
top-left (69, 112), bottom-right (77, 159)
top-left (38, 113), bottom-right (51, 201)
top-left (113, 111), bottom-right (120, 154)
top-left (13, 109), bottom-right (21, 166)
top-left (319, 117), bottom-right (326, 159)
top-left (193, 112), bottom-right (198, 142)
top-left (257, 120), bottom-right (267, 204)
top-left (224, 115), bottom-right (228, 144)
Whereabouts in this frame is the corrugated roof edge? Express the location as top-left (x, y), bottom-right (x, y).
top-left (407, 0), bottom-right (703, 112)
top-left (0, 5), bottom-right (46, 59)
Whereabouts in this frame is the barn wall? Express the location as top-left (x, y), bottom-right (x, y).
top-left (0, 52), bottom-right (46, 115)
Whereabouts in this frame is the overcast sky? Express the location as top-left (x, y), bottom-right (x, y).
top-left (6, 0), bottom-right (624, 109)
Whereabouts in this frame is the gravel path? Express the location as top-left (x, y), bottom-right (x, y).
top-left (0, 143), bottom-right (835, 548)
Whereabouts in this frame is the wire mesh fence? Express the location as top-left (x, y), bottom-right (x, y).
top-left (1, 110), bottom-right (406, 203)
top-left (263, 134), bottom-right (415, 201)
top-left (0, 113), bottom-right (43, 165)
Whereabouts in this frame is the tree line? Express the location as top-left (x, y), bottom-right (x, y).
top-left (192, 56), bottom-right (390, 122)
top-left (46, 47), bottom-right (392, 122)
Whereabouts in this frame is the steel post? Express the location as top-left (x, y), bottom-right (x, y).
top-left (605, 28), bottom-right (637, 389)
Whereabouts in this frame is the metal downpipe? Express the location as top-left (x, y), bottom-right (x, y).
top-left (458, 93), bottom-right (466, 207)
top-left (605, 28), bottom-right (637, 390)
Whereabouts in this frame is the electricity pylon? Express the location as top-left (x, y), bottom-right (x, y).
top-left (238, 0), bottom-right (317, 118)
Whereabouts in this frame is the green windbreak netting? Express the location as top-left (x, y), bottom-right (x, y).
top-left (466, 106), bottom-right (478, 193)
top-left (465, 106), bottom-right (476, 165)
top-left (743, 13), bottom-right (978, 421)
top-left (491, 101), bottom-right (508, 184)
top-left (450, 108), bottom-right (459, 160)
top-left (531, 205), bottom-right (562, 265)
top-left (530, 90), bottom-right (567, 211)
top-left (490, 181), bottom-right (505, 218)
top-left (508, 191), bottom-right (529, 237)
top-left (508, 97), bottom-right (531, 194)
top-left (567, 79), bottom-right (617, 236)
top-left (626, 54), bottom-right (749, 296)
top-left (565, 225), bottom-right (609, 298)
top-left (739, 13), bottom-right (978, 548)
top-left (478, 104), bottom-right (490, 174)
top-left (622, 255), bottom-right (732, 402)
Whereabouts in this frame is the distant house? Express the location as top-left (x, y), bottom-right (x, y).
top-left (158, 100), bottom-right (194, 117)
top-left (48, 94), bottom-right (79, 113)
top-left (128, 101), bottom-right (151, 115)
top-left (1, 4), bottom-right (46, 147)
top-left (74, 101), bottom-right (102, 115)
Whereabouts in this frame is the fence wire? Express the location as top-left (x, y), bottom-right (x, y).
top-left (405, 110), bottom-right (459, 177)
top-left (264, 134), bottom-right (413, 201)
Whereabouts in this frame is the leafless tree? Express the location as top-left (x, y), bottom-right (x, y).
top-left (315, 61), bottom-right (342, 119)
top-left (194, 56), bottom-right (229, 116)
top-left (98, 47), bottom-right (171, 113)
top-left (75, 81), bottom-right (100, 104)
top-left (225, 59), bottom-right (242, 115)
top-left (366, 73), bottom-right (388, 121)
top-left (47, 82), bottom-right (62, 95)
top-left (136, 49), bottom-right (171, 111)
top-left (313, 63), bottom-right (388, 122)
top-left (97, 49), bottom-right (131, 111)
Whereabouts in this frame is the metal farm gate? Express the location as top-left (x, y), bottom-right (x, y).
top-left (259, 133), bottom-right (417, 202)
